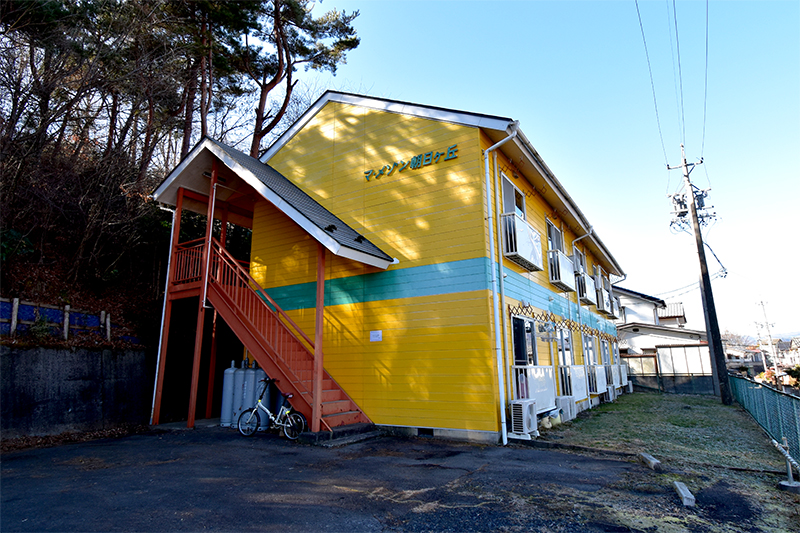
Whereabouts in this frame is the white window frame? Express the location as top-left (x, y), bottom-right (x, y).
top-left (573, 248), bottom-right (587, 274)
top-left (511, 315), bottom-right (538, 366)
top-left (556, 327), bottom-right (573, 367)
top-left (502, 174), bottom-right (526, 221)
top-left (546, 219), bottom-right (564, 252)
top-left (583, 333), bottom-right (597, 365)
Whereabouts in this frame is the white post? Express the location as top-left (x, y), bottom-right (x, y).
top-left (63, 305), bottom-right (70, 340)
top-left (11, 298), bottom-right (19, 336)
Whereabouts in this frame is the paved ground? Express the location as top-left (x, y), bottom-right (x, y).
top-left (0, 424), bottom-right (752, 532)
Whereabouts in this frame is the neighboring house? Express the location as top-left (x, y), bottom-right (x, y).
top-left (657, 302), bottom-right (687, 327)
top-left (613, 287), bottom-right (666, 326)
top-left (724, 344), bottom-right (764, 375)
top-left (614, 287), bottom-right (717, 395)
top-left (150, 91), bottom-right (628, 443)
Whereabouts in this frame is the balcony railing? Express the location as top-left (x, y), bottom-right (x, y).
top-left (604, 364), bottom-right (614, 387)
top-left (511, 365), bottom-right (556, 414)
top-left (548, 250), bottom-right (576, 292)
top-left (561, 365), bottom-right (588, 400)
top-left (596, 285), bottom-right (611, 314)
top-left (501, 213), bottom-right (543, 272)
top-left (576, 272), bottom-right (597, 305)
top-left (587, 364), bottom-right (608, 394)
top-left (172, 238), bottom-right (205, 284)
top-left (612, 364), bottom-right (621, 387)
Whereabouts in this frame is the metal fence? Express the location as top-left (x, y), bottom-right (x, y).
top-left (729, 375), bottom-right (800, 463)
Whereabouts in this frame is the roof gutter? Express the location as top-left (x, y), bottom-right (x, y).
top-left (484, 120), bottom-right (519, 446)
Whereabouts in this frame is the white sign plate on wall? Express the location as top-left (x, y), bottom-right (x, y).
top-left (370, 330), bottom-right (383, 342)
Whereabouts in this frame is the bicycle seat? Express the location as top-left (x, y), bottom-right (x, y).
top-left (283, 392), bottom-right (293, 399)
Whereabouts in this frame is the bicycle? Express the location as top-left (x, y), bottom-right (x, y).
top-left (237, 378), bottom-right (305, 440)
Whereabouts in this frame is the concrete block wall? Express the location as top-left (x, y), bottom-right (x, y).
top-left (1, 346), bottom-right (151, 438)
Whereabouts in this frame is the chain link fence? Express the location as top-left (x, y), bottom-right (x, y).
top-left (729, 375), bottom-right (800, 463)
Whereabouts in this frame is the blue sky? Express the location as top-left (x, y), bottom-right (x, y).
top-left (302, 0), bottom-right (799, 339)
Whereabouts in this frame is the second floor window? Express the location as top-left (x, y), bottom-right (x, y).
top-left (502, 176), bottom-right (525, 220)
top-left (547, 220), bottom-right (563, 252)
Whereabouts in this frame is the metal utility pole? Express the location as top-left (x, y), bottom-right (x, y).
top-left (668, 145), bottom-right (733, 405)
top-left (757, 301), bottom-right (781, 390)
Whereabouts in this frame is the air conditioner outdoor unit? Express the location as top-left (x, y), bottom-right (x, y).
top-left (556, 396), bottom-right (576, 422)
top-left (606, 385), bottom-right (617, 402)
top-left (509, 399), bottom-right (538, 438)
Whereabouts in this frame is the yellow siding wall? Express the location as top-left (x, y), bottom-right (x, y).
top-left (266, 102), bottom-right (486, 274)
top-left (250, 102), bottom-right (500, 432)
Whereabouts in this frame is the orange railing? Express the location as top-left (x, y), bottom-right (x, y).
top-left (172, 238), bottom-right (205, 284)
top-left (207, 238), bottom-right (317, 392)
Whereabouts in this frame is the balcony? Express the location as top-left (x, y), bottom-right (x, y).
top-left (612, 364), bottom-right (622, 387)
top-left (587, 364), bottom-right (608, 394)
top-left (576, 272), bottom-right (597, 305)
top-left (511, 365), bottom-right (556, 414)
top-left (501, 214), bottom-right (543, 272)
top-left (596, 285), bottom-right (611, 315)
top-left (558, 365), bottom-right (588, 400)
top-left (548, 249), bottom-right (576, 292)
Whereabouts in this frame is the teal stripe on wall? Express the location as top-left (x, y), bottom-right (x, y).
top-left (263, 257), bottom-right (492, 311)
top-left (501, 265), bottom-right (617, 336)
top-left (259, 257), bottom-right (616, 336)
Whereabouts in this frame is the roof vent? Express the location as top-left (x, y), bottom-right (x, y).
top-left (324, 224), bottom-right (337, 232)
top-left (354, 235), bottom-right (365, 243)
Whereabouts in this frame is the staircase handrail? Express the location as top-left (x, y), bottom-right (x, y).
top-left (209, 238), bottom-right (316, 352)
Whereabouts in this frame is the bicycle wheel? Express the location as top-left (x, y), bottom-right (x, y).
top-left (238, 409), bottom-right (260, 436)
top-left (291, 410), bottom-right (308, 432)
top-left (283, 413), bottom-right (304, 440)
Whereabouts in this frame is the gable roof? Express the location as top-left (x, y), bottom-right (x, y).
top-left (614, 287), bottom-right (667, 307)
top-left (152, 137), bottom-right (396, 270)
top-left (261, 91), bottom-right (625, 277)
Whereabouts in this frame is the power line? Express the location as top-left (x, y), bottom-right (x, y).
top-left (672, 0), bottom-right (687, 145)
top-left (701, 0), bottom-right (709, 157)
top-left (634, 0), bottom-right (669, 169)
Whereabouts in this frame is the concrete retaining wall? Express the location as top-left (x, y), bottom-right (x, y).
top-left (1, 346), bottom-right (151, 438)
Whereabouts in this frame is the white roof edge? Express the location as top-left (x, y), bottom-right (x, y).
top-left (205, 143), bottom-right (347, 258)
top-left (510, 132), bottom-right (625, 277)
top-left (153, 137), bottom-right (217, 201)
top-left (337, 247), bottom-right (393, 270)
top-left (198, 141), bottom-right (396, 268)
top-left (260, 91), bottom-right (513, 163)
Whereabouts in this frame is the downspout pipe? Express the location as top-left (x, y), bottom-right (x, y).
top-left (151, 205), bottom-right (175, 425)
top-left (484, 121), bottom-right (519, 446)
top-left (493, 152), bottom-right (514, 409)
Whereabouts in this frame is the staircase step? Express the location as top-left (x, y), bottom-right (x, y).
top-left (321, 389), bottom-right (346, 403)
top-left (322, 410), bottom-right (365, 427)
top-left (322, 399), bottom-right (353, 415)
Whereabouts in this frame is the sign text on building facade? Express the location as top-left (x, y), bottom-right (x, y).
top-left (363, 144), bottom-right (458, 181)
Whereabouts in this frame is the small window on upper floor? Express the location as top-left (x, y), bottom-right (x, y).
top-left (502, 175), bottom-right (525, 220)
top-left (546, 220), bottom-right (563, 252)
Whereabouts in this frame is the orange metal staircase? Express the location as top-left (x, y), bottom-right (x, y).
top-left (173, 238), bottom-right (369, 431)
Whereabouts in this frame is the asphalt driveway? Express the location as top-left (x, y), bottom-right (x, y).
top-left (2, 424), bottom-right (670, 532)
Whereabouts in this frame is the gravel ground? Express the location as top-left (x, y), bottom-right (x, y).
top-left (2, 392), bottom-right (798, 532)
top-left (538, 391), bottom-right (800, 532)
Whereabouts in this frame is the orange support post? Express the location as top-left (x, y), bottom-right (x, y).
top-left (312, 242), bottom-right (325, 433)
top-left (152, 187), bottom-right (184, 425)
top-left (187, 160), bottom-right (218, 428)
